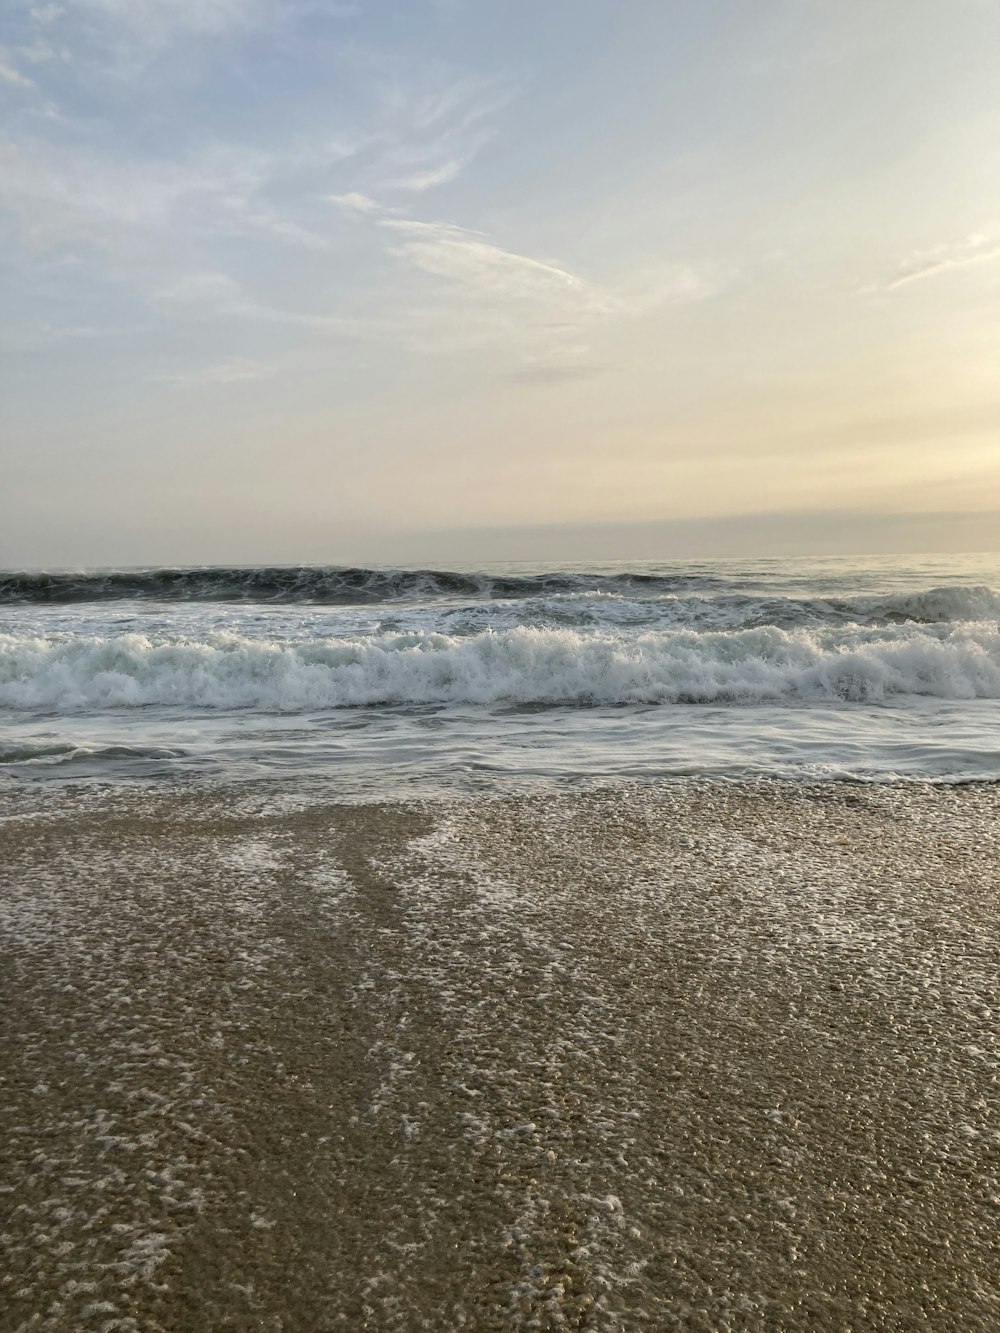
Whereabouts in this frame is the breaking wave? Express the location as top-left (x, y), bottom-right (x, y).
top-left (864, 584), bottom-right (1000, 624)
top-left (2, 623), bottom-right (998, 711)
top-left (1, 567), bottom-right (997, 627)
top-left (0, 566), bottom-right (723, 605)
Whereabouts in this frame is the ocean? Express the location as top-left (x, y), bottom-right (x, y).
top-left (2, 551), bottom-right (999, 789)
top-left (3, 553), bottom-right (999, 1330)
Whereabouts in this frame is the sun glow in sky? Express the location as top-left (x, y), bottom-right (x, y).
top-left (2, 0), bottom-right (999, 564)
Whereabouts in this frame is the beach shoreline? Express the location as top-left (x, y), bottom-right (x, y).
top-left (2, 778), bottom-right (998, 1331)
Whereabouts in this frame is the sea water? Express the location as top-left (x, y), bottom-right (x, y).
top-left (2, 553), bottom-right (999, 791)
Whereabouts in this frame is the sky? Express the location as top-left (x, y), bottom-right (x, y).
top-left (2, 0), bottom-right (999, 566)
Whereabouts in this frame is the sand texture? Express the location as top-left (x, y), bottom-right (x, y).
top-left (1, 779), bottom-right (998, 1331)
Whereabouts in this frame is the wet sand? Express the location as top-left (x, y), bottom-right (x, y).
top-left (1, 780), bottom-right (998, 1332)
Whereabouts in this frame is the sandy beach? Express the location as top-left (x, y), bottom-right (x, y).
top-left (2, 779), bottom-right (998, 1331)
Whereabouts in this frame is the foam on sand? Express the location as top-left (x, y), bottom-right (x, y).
top-left (2, 780), bottom-right (998, 1330)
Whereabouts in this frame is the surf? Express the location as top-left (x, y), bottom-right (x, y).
top-left (2, 621), bottom-right (998, 711)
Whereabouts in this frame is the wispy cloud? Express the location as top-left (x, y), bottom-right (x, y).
top-left (876, 233), bottom-right (1000, 291)
top-left (152, 270), bottom-right (250, 313)
top-left (0, 138), bottom-right (330, 259)
top-left (0, 45), bottom-right (35, 87)
top-left (0, 62), bottom-right (507, 281)
top-left (151, 268), bottom-right (371, 338)
top-left (156, 357), bottom-right (272, 386)
top-left (362, 214), bottom-right (719, 373)
top-left (72, 0), bottom-right (287, 48)
top-left (327, 191), bottom-right (381, 214)
top-left (365, 75), bottom-right (512, 197)
top-left (0, 0), bottom-right (522, 370)
top-left (151, 221), bottom-right (616, 368)
top-left (615, 261), bottom-right (725, 311)
top-left (0, 322), bottom-right (101, 352)
top-left (16, 38), bottom-right (65, 65)
top-left (29, 5), bottom-right (65, 23)
top-left (13, 0), bottom-right (357, 92)
top-left (388, 159), bottom-right (465, 193)
top-left (380, 218), bottom-right (614, 314)
top-left (0, 8), bottom-right (718, 388)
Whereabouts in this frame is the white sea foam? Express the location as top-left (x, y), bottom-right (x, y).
top-left (2, 622), bottom-right (999, 711)
top-left (865, 584), bottom-right (1000, 623)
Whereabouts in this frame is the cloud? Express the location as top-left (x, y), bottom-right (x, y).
top-left (0, 322), bottom-right (101, 352)
top-left (877, 233), bottom-right (1000, 291)
top-left (156, 357), bottom-right (272, 386)
top-left (617, 261), bottom-right (726, 311)
top-left (0, 59), bottom-right (507, 305)
top-left (0, 46), bottom-right (36, 87)
top-left (364, 76), bottom-right (513, 197)
top-left (16, 38), bottom-right (65, 65)
top-left (152, 270), bottom-right (249, 313)
top-left (353, 216), bottom-right (678, 372)
top-left (327, 191), bottom-right (380, 214)
top-left (151, 268), bottom-right (374, 339)
top-left (378, 73), bottom-right (510, 136)
top-left (15, 0), bottom-right (357, 91)
top-left (0, 10), bottom-right (522, 358)
top-left (0, 138), bottom-right (330, 259)
top-left (377, 218), bottom-right (719, 324)
top-left (140, 219), bottom-right (616, 365)
top-left (0, 14), bottom-right (716, 386)
top-left (380, 218), bottom-right (614, 315)
top-left (72, 0), bottom-right (284, 45)
top-left (387, 159), bottom-right (465, 193)
top-left (505, 362), bottom-right (611, 386)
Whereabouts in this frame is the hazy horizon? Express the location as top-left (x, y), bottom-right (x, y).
top-left (3, 1), bottom-right (999, 565)
top-left (4, 509), bottom-right (1000, 571)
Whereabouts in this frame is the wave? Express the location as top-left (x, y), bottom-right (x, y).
top-left (488, 586), bottom-right (1000, 631)
top-left (0, 741), bottom-right (185, 766)
top-left (0, 566), bottom-right (724, 606)
top-left (2, 624), bottom-right (998, 710)
top-left (863, 584), bottom-right (1000, 623)
top-left (2, 566), bottom-right (998, 625)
